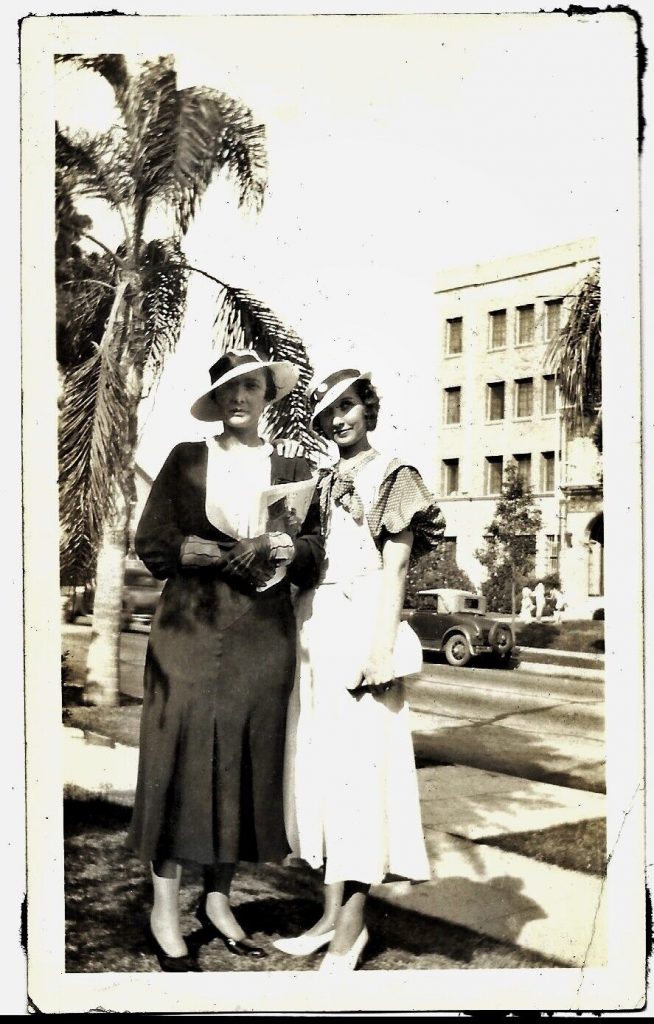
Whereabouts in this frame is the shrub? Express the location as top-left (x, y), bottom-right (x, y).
top-left (404, 548), bottom-right (475, 608)
top-left (480, 563), bottom-right (512, 613)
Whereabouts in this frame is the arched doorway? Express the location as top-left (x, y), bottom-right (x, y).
top-left (587, 513), bottom-right (604, 597)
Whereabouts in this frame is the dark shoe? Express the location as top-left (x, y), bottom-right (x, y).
top-left (196, 899), bottom-right (267, 959)
top-left (146, 924), bottom-right (201, 972)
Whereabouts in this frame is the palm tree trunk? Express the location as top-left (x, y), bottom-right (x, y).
top-left (83, 478), bottom-right (130, 705)
top-left (82, 273), bottom-right (142, 706)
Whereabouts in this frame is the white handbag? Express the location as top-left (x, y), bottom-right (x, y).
top-left (392, 620), bottom-right (424, 679)
top-left (348, 620), bottom-right (423, 694)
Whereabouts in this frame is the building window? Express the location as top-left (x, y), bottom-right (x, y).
top-left (545, 299), bottom-right (563, 341)
top-left (516, 304), bottom-right (535, 347)
top-left (487, 381), bottom-right (505, 421)
top-left (513, 453), bottom-right (532, 489)
top-left (514, 378), bottom-right (534, 419)
top-left (485, 456), bottom-right (503, 495)
top-left (541, 451), bottom-right (555, 492)
top-left (489, 309), bottom-right (507, 351)
top-left (446, 317), bottom-right (463, 355)
top-left (546, 534), bottom-right (560, 574)
top-left (444, 386), bottom-right (461, 425)
top-left (442, 458), bottom-right (459, 495)
top-left (542, 374), bottom-right (557, 416)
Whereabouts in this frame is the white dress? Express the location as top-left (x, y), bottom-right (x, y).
top-left (283, 453), bottom-right (432, 886)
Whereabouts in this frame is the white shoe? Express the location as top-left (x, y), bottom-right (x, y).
top-left (272, 930), bottom-right (335, 956)
top-left (318, 927), bottom-right (369, 972)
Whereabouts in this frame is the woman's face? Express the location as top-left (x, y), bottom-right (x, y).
top-left (213, 370), bottom-right (269, 431)
top-left (318, 385), bottom-right (368, 450)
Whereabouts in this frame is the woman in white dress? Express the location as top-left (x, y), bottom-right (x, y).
top-left (275, 367), bottom-right (445, 971)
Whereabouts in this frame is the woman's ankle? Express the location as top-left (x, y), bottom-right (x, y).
top-left (303, 913), bottom-right (337, 937)
top-left (150, 910), bottom-right (188, 957)
top-left (204, 893), bottom-right (246, 940)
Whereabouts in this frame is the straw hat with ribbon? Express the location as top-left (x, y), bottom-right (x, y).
top-left (190, 349), bottom-right (300, 422)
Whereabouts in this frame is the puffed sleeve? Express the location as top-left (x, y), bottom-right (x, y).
top-left (134, 446), bottom-right (186, 580)
top-left (367, 460), bottom-right (446, 557)
top-left (284, 458), bottom-right (325, 590)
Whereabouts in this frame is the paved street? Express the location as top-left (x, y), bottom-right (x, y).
top-left (409, 660), bottom-right (604, 793)
top-left (63, 624), bottom-right (605, 792)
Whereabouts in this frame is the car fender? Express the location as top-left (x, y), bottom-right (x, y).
top-left (441, 625), bottom-right (474, 654)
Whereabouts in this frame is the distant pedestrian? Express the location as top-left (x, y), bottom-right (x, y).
top-left (533, 582), bottom-right (546, 620)
top-left (550, 587), bottom-right (567, 624)
top-left (519, 587), bottom-right (534, 623)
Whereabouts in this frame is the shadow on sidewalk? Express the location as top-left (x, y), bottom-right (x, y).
top-left (63, 797), bottom-right (558, 972)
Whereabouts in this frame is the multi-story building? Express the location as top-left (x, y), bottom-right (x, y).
top-left (434, 238), bottom-right (603, 618)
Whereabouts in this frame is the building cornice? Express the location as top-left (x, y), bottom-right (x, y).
top-left (434, 238), bottom-right (599, 295)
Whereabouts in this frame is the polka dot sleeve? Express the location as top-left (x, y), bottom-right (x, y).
top-left (367, 463), bottom-right (446, 556)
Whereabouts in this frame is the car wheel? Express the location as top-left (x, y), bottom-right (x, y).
top-left (489, 623), bottom-right (513, 660)
top-left (444, 633), bottom-right (471, 667)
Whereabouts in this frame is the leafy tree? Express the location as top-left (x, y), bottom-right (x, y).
top-left (404, 546), bottom-right (475, 608)
top-left (475, 461), bottom-right (542, 615)
top-left (56, 54), bottom-right (319, 705)
top-left (547, 263), bottom-right (602, 451)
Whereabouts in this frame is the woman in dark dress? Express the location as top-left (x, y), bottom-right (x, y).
top-left (127, 349), bottom-right (323, 971)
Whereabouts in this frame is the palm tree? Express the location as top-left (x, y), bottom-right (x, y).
top-left (546, 263), bottom-right (602, 451)
top-left (57, 54), bottom-right (318, 705)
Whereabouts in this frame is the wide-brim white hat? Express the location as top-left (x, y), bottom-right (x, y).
top-left (190, 349), bottom-right (300, 422)
top-left (307, 367), bottom-right (372, 427)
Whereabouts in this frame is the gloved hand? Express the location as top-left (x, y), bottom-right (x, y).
top-left (179, 536), bottom-right (226, 568)
top-left (222, 535), bottom-right (276, 588)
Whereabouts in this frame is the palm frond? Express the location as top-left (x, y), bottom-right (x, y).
top-left (57, 123), bottom-right (133, 208)
top-left (172, 87), bottom-right (267, 231)
top-left (140, 239), bottom-right (190, 396)
top-left (128, 57), bottom-right (180, 204)
top-left (56, 54), bottom-right (130, 124)
top-left (546, 265), bottom-right (601, 428)
top-left (59, 347), bottom-right (131, 563)
top-left (56, 266), bottom-right (116, 366)
top-left (213, 287), bottom-right (326, 456)
top-left (58, 356), bottom-right (99, 584)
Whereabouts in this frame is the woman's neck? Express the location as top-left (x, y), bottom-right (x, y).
top-left (216, 426), bottom-right (264, 449)
top-left (338, 437), bottom-right (372, 463)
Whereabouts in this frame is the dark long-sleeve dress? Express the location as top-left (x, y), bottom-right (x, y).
top-left (126, 441), bottom-right (323, 867)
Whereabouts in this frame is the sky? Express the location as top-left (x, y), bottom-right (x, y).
top-left (53, 11), bottom-right (639, 480)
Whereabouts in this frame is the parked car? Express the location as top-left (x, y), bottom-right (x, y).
top-left (402, 588), bottom-right (514, 667)
top-left (61, 559), bottom-right (163, 630)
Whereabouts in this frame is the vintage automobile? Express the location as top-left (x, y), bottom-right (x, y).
top-left (402, 588), bottom-right (514, 667)
top-left (61, 559), bottom-right (163, 630)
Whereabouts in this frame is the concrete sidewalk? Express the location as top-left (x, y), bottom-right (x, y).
top-left (62, 726), bottom-right (606, 968)
top-left (371, 765), bottom-right (606, 967)
top-left (512, 646), bottom-right (604, 681)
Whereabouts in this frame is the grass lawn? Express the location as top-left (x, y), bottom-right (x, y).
top-left (514, 619), bottom-right (604, 654)
top-left (64, 700), bottom-right (142, 748)
top-left (64, 797), bottom-right (562, 972)
top-left (483, 818), bottom-right (606, 876)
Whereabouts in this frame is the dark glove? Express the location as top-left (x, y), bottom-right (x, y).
top-left (179, 536), bottom-right (226, 568)
top-left (222, 535), bottom-right (275, 588)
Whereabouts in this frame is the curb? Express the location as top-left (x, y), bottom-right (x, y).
top-left (517, 646), bottom-right (604, 663)
top-left (512, 659), bottom-right (603, 681)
